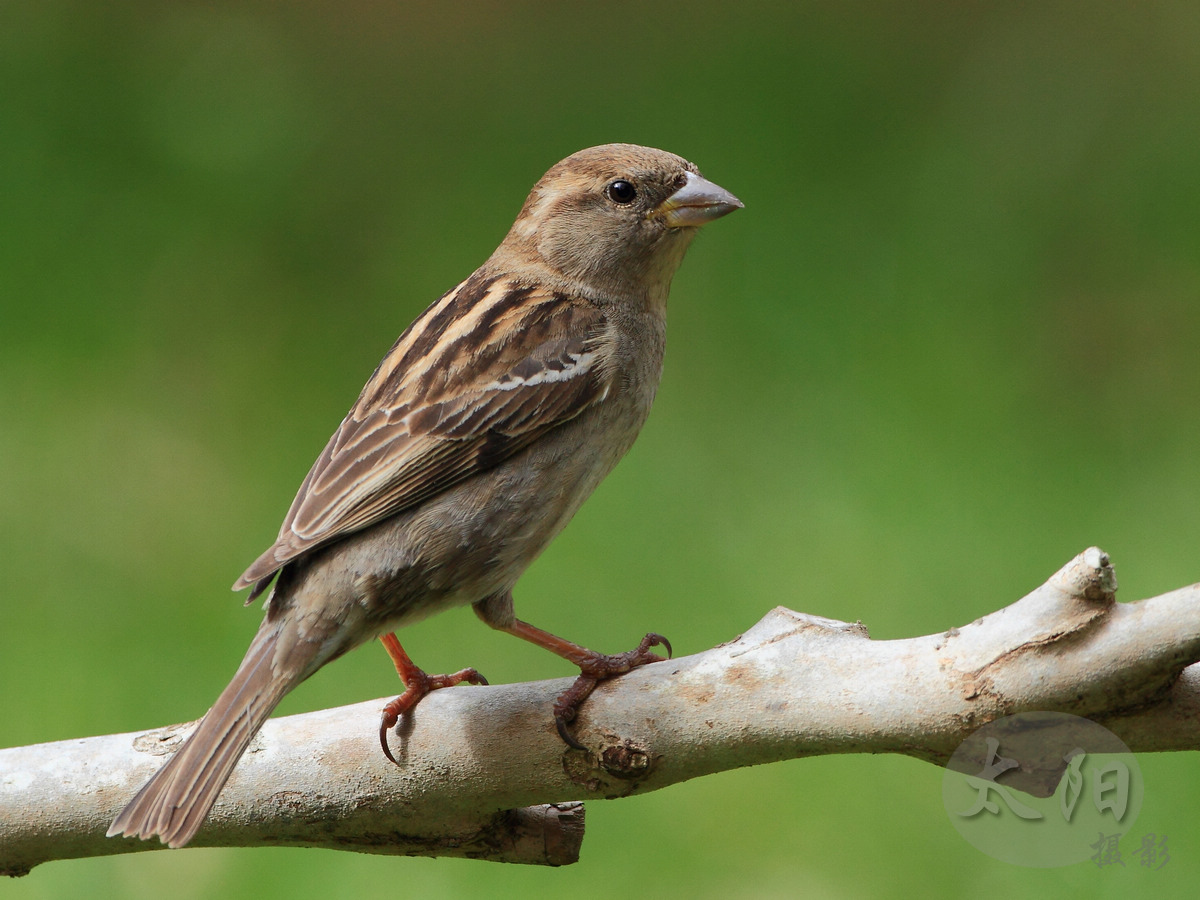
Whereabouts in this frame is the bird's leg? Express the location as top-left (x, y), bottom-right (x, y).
top-left (506, 621), bottom-right (671, 750)
top-left (378, 632), bottom-right (488, 765)
top-left (473, 592), bottom-right (671, 750)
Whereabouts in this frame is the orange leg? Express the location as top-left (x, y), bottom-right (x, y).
top-left (378, 633), bottom-right (488, 764)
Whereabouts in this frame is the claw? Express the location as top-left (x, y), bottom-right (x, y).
top-left (555, 712), bottom-right (588, 751)
top-left (380, 712), bottom-right (400, 765)
top-left (376, 633), bottom-right (487, 766)
top-left (548, 631), bottom-right (672, 751)
top-left (379, 689), bottom-right (418, 766)
top-left (645, 632), bottom-right (672, 659)
top-left (478, 614), bottom-right (673, 753)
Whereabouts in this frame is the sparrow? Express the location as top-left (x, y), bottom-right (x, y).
top-left (108, 143), bottom-right (742, 848)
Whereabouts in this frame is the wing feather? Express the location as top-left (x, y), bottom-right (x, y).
top-left (235, 273), bottom-right (611, 593)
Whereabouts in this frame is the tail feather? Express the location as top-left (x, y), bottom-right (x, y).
top-left (108, 624), bottom-right (309, 849)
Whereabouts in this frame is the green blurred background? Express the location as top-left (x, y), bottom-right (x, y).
top-left (3, 1), bottom-right (1199, 897)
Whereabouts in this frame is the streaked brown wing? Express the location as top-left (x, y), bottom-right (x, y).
top-left (235, 272), bottom-right (612, 594)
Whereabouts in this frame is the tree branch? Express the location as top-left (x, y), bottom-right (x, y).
top-left (4, 547), bottom-right (1198, 876)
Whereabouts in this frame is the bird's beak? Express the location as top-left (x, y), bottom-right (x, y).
top-left (656, 171), bottom-right (744, 227)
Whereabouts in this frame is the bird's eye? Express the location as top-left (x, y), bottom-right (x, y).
top-left (605, 180), bottom-right (637, 204)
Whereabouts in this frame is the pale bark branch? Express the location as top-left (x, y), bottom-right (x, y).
top-left (3, 547), bottom-right (1198, 876)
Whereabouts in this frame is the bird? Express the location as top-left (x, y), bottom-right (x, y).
top-left (107, 143), bottom-right (742, 849)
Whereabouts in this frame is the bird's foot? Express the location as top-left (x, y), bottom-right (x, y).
top-left (552, 632), bottom-right (672, 750)
top-left (378, 632), bottom-right (487, 764)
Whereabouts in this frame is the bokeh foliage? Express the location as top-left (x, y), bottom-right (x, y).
top-left (3, 1), bottom-right (1199, 896)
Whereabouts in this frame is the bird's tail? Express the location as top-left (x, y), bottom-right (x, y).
top-left (107, 622), bottom-right (309, 848)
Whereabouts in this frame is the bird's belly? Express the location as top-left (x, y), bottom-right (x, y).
top-left (281, 402), bottom-right (643, 652)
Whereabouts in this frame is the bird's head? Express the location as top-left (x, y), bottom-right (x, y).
top-left (495, 143), bottom-right (742, 307)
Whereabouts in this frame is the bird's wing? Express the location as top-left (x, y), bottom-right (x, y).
top-left (235, 271), bottom-right (613, 594)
